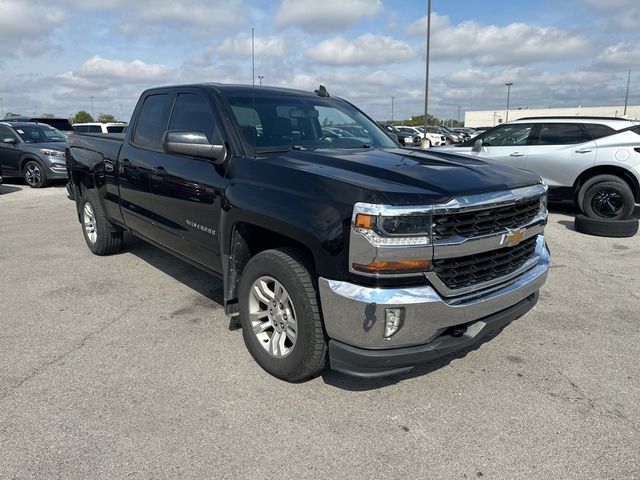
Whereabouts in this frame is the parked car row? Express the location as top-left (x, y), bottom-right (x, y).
top-left (0, 118), bottom-right (128, 188)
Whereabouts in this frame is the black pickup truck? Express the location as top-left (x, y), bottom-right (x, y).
top-left (66, 83), bottom-right (550, 381)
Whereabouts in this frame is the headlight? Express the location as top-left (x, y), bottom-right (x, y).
top-left (350, 203), bottom-right (433, 276)
top-left (39, 148), bottom-right (65, 158)
top-left (354, 212), bottom-right (431, 246)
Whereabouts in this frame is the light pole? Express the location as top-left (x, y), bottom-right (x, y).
top-left (391, 96), bottom-right (395, 123)
top-left (0, 97), bottom-right (4, 118)
top-left (89, 96), bottom-right (95, 118)
top-left (505, 82), bottom-right (513, 122)
top-left (623, 69), bottom-right (631, 116)
top-left (457, 105), bottom-right (461, 124)
top-left (421, 0), bottom-right (432, 148)
top-left (258, 75), bottom-right (264, 86)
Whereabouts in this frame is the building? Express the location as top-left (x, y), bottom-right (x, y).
top-left (464, 105), bottom-right (640, 128)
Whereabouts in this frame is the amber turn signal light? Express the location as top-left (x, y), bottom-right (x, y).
top-left (352, 259), bottom-right (431, 274)
top-left (354, 213), bottom-right (375, 229)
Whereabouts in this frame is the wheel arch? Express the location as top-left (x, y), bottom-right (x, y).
top-left (573, 165), bottom-right (640, 205)
top-left (222, 220), bottom-right (318, 315)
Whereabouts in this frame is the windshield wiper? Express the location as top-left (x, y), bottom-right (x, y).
top-left (255, 145), bottom-right (306, 154)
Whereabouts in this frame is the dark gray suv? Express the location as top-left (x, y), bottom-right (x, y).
top-left (0, 121), bottom-right (67, 188)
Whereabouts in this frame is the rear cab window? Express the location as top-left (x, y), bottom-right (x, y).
top-left (132, 93), bottom-right (172, 150)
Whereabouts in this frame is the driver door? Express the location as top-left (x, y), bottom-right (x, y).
top-left (462, 123), bottom-right (537, 169)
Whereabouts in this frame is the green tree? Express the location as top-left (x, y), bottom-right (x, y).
top-left (98, 113), bottom-right (116, 123)
top-left (71, 111), bottom-right (93, 123)
top-left (4, 112), bottom-right (21, 118)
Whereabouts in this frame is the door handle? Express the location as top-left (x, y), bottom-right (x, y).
top-left (152, 166), bottom-right (167, 176)
top-left (509, 152), bottom-right (525, 157)
top-left (575, 149), bottom-right (592, 154)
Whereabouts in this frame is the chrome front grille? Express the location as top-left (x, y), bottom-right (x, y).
top-left (433, 197), bottom-right (541, 240)
top-left (432, 237), bottom-right (538, 290)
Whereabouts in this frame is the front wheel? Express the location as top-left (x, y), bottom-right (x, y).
top-left (238, 248), bottom-right (327, 381)
top-left (23, 160), bottom-right (48, 188)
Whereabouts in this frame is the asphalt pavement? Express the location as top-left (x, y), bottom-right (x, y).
top-left (1, 182), bottom-right (639, 479)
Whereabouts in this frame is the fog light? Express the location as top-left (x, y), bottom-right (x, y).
top-left (384, 308), bottom-right (404, 340)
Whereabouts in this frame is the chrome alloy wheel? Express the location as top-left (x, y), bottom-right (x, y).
top-left (248, 276), bottom-right (297, 358)
top-left (83, 202), bottom-right (97, 244)
top-left (24, 163), bottom-right (42, 186)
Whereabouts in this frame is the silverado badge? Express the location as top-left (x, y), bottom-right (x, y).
top-left (502, 228), bottom-right (526, 247)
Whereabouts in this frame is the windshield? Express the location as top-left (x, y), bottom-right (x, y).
top-left (226, 93), bottom-right (397, 154)
top-left (14, 124), bottom-right (67, 143)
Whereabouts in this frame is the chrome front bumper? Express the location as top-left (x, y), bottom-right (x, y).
top-left (318, 235), bottom-right (549, 350)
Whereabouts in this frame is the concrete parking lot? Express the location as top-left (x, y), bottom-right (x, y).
top-left (1, 182), bottom-right (639, 479)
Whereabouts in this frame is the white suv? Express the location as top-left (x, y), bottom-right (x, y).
top-left (72, 122), bottom-right (127, 134)
top-left (438, 116), bottom-right (640, 219)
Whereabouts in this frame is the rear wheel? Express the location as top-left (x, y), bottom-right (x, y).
top-left (582, 181), bottom-right (635, 220)
top-left (239, 248), bottom-right (327, 381)
top-left (80, 189), bottom-right (123, 255)
top-left (23, 160), bottom-right (48, 188)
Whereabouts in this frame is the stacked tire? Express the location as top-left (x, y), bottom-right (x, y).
top-left (575, 175), bottom-right (639, 238)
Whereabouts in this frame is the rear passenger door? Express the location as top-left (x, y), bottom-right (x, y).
top-left (525, 123), bottom-right (596, 188)
top-left (150, 90), bottom-right (228, 272)
top-left (118, 91), bottom-right (173, 238)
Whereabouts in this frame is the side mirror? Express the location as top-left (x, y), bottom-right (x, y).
top-left (2, 137), bottom-right (17, 144)
top-left (162, 130), bottom-right (226, 163)
top-left (472, 139), bottom-right (483, 152)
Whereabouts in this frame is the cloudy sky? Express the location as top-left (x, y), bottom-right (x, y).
top-left (0, 0), bottom-right (638, 122)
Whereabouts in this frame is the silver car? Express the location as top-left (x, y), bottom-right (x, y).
top-left (437, 117), bottom-right (640, 219)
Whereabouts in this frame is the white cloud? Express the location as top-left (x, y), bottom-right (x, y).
top-left (595, 43), bottom-right (640, 68)
top-left (407, 13), bottom-right (591, 66)
top-left (68, 0), bottom-right (246, 36)
top-left (306, 34), bottom-right (415, 66)
top-left (0, 0), bottom-right (65, 58)
top-left (276, 0), bottom-right (383, 33)
top-left (217, 35), bottom-right (289, 58)
top-left (58, 56), bottom-right (175, 90)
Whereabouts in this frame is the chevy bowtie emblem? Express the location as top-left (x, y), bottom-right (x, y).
top-left (502, 228), bottom-right (526, 247)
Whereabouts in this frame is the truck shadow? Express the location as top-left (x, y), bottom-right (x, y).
top-left (321, 326), bottom-right (508, 391)
top-left (122, 234), bottom-right (226, 308)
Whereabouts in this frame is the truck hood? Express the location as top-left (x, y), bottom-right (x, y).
top-left (273, 148), bottom-right (542, 205)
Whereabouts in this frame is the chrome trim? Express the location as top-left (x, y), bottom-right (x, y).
top-left (432, 183), bottom-right (547, 214)
top-left (427, 235), bottom-right (545, 297)
top-left (351, 184), bottom-right (546, 218)
top-left (319, 236), bottom-right (549, 349)
top-left (432, 214), bottom-right (546, 259)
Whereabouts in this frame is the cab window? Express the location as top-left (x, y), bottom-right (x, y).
top-left (132, 93), bottom-right (171, 150)
top-left (479, 124), bottom-right (534, 146)
top-left (537, 123), bottom-right (591, 145)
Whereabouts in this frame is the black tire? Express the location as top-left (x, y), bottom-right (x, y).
top-left (574, 214), bottom-right (638, 238)
top-left (23, 160), bottom-right (48, 188)
top-left (238, 248), bottom-right (327, 381)
top-left (582, 181), bottom-right (635, 220)
top-left (577, 174), bottom-right (631, 215)
top-left (80, 189), bottom-right (123, 255)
